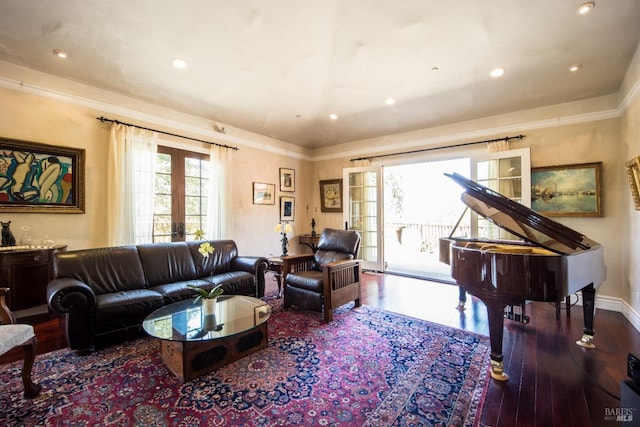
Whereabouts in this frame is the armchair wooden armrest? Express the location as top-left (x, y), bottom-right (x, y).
top-left (322, 259), bottom-right (362, 322)
top-left (281, 254), bottom-right (315, 282)
top-left (0, 287), bottom-right (16, 324)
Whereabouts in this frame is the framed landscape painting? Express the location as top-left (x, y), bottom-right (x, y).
top-left (252, 182), bottom-right (275, 205)
top-left (531, 162), bottom-right (602, 217)
top-left (0, 137), bottom-right (85, 213)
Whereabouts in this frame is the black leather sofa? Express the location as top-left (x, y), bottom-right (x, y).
top-left (47, 240), bottom-right (267, 352)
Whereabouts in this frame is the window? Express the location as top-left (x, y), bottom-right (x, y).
top-left (153, 146), bottom-right (209, 242)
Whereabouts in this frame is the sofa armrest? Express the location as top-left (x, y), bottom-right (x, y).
top-left (231, 256), bottom-right (268, 298)
top-left (47, 278), bottom-right (97, 352)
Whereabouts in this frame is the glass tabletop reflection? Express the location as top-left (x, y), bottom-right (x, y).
top-left (142, 295), bottom-right (271, 342)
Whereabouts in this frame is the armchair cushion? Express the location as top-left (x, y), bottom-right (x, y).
top-left (0, 324), bottom-right (35, 355)
top-left (285, 270), bottom-right (323, 292)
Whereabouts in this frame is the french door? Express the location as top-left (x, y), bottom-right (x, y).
top-left (343, 147), bottom-right (530, 275)
top-left (153, 146), bottom-right (210, 242)
top-left (343, 166), bottom-right (384, 271)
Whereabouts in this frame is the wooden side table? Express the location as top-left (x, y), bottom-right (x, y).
top-left (267, 257), bottom-right (283, 298)
top-left (298, 235), bottom-right (320, 252)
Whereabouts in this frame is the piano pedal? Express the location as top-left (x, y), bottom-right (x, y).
top-left (504, 305), bottom-right (530, 324)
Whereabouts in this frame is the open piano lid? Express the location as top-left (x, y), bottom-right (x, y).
top-left (445, 172), bottom-right (600, 255)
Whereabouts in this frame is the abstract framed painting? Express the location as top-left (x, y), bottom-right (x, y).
top-left (0, 137), bottom-right (85, 213)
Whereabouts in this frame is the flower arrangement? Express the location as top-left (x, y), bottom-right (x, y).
top-left (198, 241), bottom-right (214, 257)
top-left (187, 239), bottom-right (222, 301)
top-left (275, 221), bottom-right (292, 256)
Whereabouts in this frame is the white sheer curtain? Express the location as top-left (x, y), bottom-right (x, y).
top-left (107, 123), bottom-right (158, 245)
top-left (207, 144), bottom-right (233, 239)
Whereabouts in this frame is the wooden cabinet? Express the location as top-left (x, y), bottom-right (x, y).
top-left (0, 245), bottom-right (66, 311)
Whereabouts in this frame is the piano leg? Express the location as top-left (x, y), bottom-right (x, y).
top-left (576, 283), bottom-right (596, 349)
top-left (486, 301), bottom-right (509, 381)
top-left (457, 286), bottom-right (467, 311)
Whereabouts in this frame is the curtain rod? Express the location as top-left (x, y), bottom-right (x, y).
top-left (350, 134), bottom-right (525, 162)
top-left (96, 116), bottom-right (239, 151)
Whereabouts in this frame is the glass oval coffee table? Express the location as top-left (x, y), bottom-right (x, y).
top-left (143, 295), bottom-right (271, 382)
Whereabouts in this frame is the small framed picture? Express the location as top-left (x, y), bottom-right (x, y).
top-left (280, 168), bottom-right (295, 192)
top-left (252, 182), bottom-right (275, 205)
top-left (280, 196), bottom-right (295, 221)
top-left (319, 179), bottom-right (343, 212)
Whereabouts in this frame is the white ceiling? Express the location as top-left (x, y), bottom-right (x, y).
top-left (1, 1), bottom-right (639, 148)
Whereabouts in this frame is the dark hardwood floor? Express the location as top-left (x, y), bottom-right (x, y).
top-left (2, 272), bottom-right (638, 426)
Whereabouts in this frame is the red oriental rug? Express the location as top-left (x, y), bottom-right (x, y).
top-left (0, 301), bottom-right (491, 426)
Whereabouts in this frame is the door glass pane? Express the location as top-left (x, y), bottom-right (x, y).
top-left (183, 156), bottom-right (208, 240)
top-left (153, 153), bottom-right (172, 242)
top-left (153, 149), bottom-right (209, 242)
top-left (347, 170), bottom-right (379, 268)
top-left (476, 155), bottom-right (523, 240)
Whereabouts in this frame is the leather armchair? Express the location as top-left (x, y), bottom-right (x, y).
top-left (282, 228), bottom-right (361, 322)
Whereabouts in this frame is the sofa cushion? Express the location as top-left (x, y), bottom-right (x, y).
top-left (208, 271), bottom-right (256, 295)
top-left (187, 240), bottom-right (238, 277)
top-left (55, 246), bottom-right (146, 295)
top-left (137, 242), bottom-right (198, 287)
top-left (149, 279), bottom-right (212, 304)
top-left (95, 289), bottom-right (164, 333)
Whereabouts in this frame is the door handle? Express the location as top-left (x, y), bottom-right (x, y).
top-left (178, 222), bottom-right (185, 237)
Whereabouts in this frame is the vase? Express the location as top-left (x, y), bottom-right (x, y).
top-left (202, 297), bottom-right (217, 316)
top-left (203, 313), bottom-right (218, 331)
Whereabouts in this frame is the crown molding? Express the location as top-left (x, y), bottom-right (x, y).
top-left (0, 74), bottom-right (311, 161)
top-left (0, 69), bottom-right (637, 164)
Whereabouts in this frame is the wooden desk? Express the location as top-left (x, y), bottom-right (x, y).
top-left (298, 235), bottom-right (320, 252)
top-left (267, 257), bottom-right (283, 298)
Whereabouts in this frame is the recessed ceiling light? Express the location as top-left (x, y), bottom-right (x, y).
top-left (385, 98), bottom-right (396, 105)
top-left (329, 113), bottom-right (338, 120)
top-left (172, 58), bottom-right (187, 69)
top-left (569, 63), bottom-right (582, 72)
top-left (490, 67), bottom-right (506, 78)
top-left (577, 2), bottom-right (595, 15)
top-left (53, 49), bottom-right (67, 59)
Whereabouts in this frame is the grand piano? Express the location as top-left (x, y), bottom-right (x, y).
top-left (440, 172), bottom-right (606, 381)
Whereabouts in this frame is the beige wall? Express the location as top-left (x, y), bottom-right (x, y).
top-left (312, 119), bottom-right (623, 300)
top-left (0, 87), bottom-right (109, 249)
top-left (622, 89), bottom-right (640, 313)
top-left (0, 84), bottom-right (315, 258)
